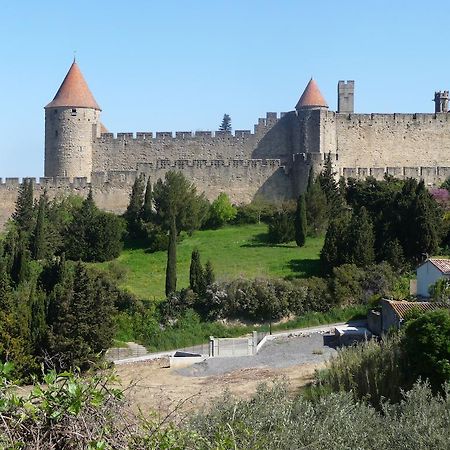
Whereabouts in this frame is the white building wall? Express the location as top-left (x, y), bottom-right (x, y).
top-left (416, 261), bottom-right (448, 297)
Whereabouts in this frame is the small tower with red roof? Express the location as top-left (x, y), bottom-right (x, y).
top-left (294, 78), bottom-right (335, 157)
top-left (44, 60), bottom-right (101, 180)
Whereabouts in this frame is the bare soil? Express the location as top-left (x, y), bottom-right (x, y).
top-left (115, 357), bottom-right (324, 419)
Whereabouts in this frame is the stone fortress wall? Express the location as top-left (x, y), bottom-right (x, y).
top-left (2, 63), bottom-right (450, 228)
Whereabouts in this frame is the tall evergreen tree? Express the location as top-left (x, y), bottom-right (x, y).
top-left (189, 249), bottom-right (204, 294)
top-left (153, 171), bottom-right (208, 295)
top-left (219, 114), bottom-right (232, 132)
top-left (318, 153), bottom-right (344, 217)
top-left (295, 194), bottom-right (307, 247)
top-left (12, 179), bottom-right (34, 232)
top-left (141, 176), bottom-right (153, 222)
top-left (347, 207), bottom-right (375, 267)
top-left (320, 214), bottom-right (350, 273)
top-left (204, 260), bottom-right (215, 287)
top-left (305, 178), bottom-right (328, 236)
top-left (124, 174), bottom-right (145, 237)
top-left (32, 193), bottom-right (49, 260)
top-left (165, 220), bottom-right (177, 296)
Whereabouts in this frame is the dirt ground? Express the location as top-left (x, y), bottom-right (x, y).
top-left (115, 357), bottom-right (324, 419)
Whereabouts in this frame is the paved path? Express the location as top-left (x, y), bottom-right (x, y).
top-left (108, 320), bottom-right (366, 365)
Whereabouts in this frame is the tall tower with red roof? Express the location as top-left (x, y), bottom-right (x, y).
top-left (44, 60), bottom-right (101, 180)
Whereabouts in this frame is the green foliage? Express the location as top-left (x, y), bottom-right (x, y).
top-left (347, 206), bottom-right (375, 267)
top-left (315, 333), bottom-right (405, 406)
top-left (267, 204), bottom-right (295, 244)
top-left (46, 262), bottom-right (116, 371)
top-left (204, 260), bottom-right (215, 286)
top-left (124, 174), bottom-right (146, 238)
top-left (344, 177), bottom-right (443, 268)
top-left (233, 199), bottom-right (278, 225)
top-left (429, 278), bottom-right (450, 302)
top-left (206, 192), bottom-right (237, 228)
top-left (65, 194), bottom-right (125, 262)
top-left (218, 113), bottom-right (232, 132)
top-left (12, 179), bottom-right (34, 233)
top-left (141, 176), bottom-right (153, 222)
top-left (294, 194), bottom-right (307, 246)
top-left (320, 213), bottom-right (350, 273)
top-left (153, 171), bottom-right (209, 296)
top-left (318, 153), bottom-right (344, 217)
top-left (31, 193), bottom-right (50, 260)
top-left (305, 176), bottom-right (328, 237)
top-left (403, 310), bottom-right (450, 392)
top-left (189, 249), bottom-right (204, 294)
top-left (165, 222), bottom-right (177, 296)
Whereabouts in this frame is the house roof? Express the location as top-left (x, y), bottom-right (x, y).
top-left (45, 61), bottom-right (101, 110)
top-left (386, 300), bottom-right (449, 319)
top-left (419, 258), bottom-right (450, 274)
top-left (295, 78), bottom-right (328, 110)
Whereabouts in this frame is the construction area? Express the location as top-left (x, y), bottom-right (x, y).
top-left (112, 326), bottom-right (358, 417)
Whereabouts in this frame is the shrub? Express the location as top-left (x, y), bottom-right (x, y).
top-left (403, 309), bottom-right (450, 392)
top-left (267, 208), bottom-right (295, 244)
top-left (206, 193), bottom-right (237, 228)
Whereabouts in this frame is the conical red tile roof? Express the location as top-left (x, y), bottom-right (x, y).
top-left (45, 61), bottom-right (101, 110)
top-left (296, 78), bottom-right (328, 110)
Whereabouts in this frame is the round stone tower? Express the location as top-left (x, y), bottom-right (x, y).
top-left (45, 60), bottom-right (101, 180)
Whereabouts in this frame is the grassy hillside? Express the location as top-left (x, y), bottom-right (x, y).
top-left (96, 224), bottom-right (324, 300)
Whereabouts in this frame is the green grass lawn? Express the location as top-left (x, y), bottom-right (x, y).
top-left (96, 224), bottom-right (324, 300)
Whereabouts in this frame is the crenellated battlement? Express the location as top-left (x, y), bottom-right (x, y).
top-left (337, 112), bottom-right (450, 125)
top-left (96, 112), bottom-right (285, 143)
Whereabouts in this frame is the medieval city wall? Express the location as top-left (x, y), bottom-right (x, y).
top-left (334, 112), bottom-right (450, 168)
top-left (92, 112), bottom-right (296, 173)
top-left (0, 159), bottom-right (290, 227)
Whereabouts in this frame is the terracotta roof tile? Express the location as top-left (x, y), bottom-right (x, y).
top-left (45, 61), bottom-right (101, 110)
top-left (427, 258), bottom-right (450, 274)
top-left (296, 78), bottom-right (328, 110)
top-left (388, 300), bottom-right (449, 319)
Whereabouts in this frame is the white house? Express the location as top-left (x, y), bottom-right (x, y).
top-left (416, 258), bottom-right (450, 298)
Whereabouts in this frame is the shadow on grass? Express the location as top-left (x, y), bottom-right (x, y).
top-left (284, 258), bottom-right (323, 279)
top-left (123, 237), bottom-right (149, 250)
top-left (241, 233), bottom-right (297, 248)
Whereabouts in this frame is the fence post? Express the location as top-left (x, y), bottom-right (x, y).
top-left (252, 331), bottom-right (257, 355)
top-left (209, 336), bottom-right (214, 357)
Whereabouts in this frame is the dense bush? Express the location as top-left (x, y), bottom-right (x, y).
top-left (267, 204), bottom-right (295, 244)
top-left (403, 309), bottom-right (450, 392)
top-left (233, 200), bottom-right (278, 225)
top-left (205, 193), bottom-right (237, 228)
top-left (191, 381), bottom-right (450, 450)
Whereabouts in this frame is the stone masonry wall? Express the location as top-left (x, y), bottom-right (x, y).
top-left (0, 160), bottom-right (291, 228)
top-left (92, 112), bottom-right (295, 173)
top-left (335, 113), bottom-right (450, 168)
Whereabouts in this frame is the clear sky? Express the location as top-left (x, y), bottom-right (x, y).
top-left (1, 0), bottom-right (449, 177)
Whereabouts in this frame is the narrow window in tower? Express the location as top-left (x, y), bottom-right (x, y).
top-left (55, 130), bottom-right (58, 137)
top-left (71, 108), bottom-right (77, 116)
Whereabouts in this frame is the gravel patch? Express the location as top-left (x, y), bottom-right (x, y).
top-left (177, 332), bottom-right (337, 377)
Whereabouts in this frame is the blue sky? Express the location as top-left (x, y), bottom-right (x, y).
top-left (1, 0), bottom-right (449, 177)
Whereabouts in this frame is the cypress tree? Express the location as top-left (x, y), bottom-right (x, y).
top-left (125, 174), bottom-right (145, 237)
top-left (347, 207), bottom-right (375, 268)
top-left (320, 215), bottom-right (350, 273)
top-left (204, 260), bottom-right (215, 287)
top-left (141, 177), bottom-right (153, 222)
top-left (165, 220), bottom-right (177, 296)
top-left (295, 194), bottom-right (307, 247)
top-left (305, 178), bottom-right (328, 236)
top-left (12, 179), bottom-right (34, 232)
top-left (318, 153), bottom-right (344, 217)
top-left (32, 193), bottom-right (48, 260)
top-left (189, 249), bottom-right (204, 294)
